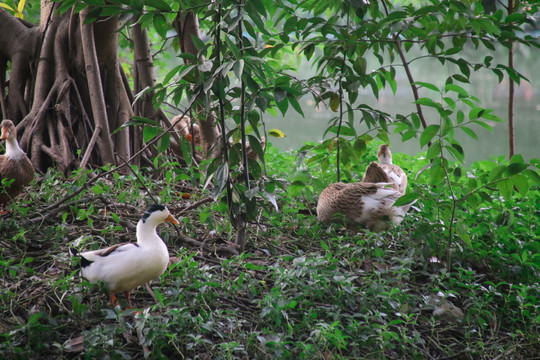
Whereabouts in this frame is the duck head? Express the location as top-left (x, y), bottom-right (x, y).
top-left (140, 204), bottom-right (180, 227)
top-left (0, 120), bottom-right (16, 141)
top-left (377, 144), bottom-right (392, 165)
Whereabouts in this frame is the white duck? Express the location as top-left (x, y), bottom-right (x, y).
top-left (374, 144), bottom-right (407, 194)
top-left (71, 204), bottom-right (179, 306)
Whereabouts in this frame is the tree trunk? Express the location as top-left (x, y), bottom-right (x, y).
top-left (0, 3), bottom-right (149, 172)
top-left (174, 9), bottom-right (220, 158)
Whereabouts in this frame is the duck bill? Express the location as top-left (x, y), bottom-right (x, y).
top-left (165, 214), bottom-right (180, 225)
top-left (0, 127), bottom-right (7, 140)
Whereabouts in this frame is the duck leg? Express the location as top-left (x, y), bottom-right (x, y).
top-left (125, 291), bottom-right (132, 307)
top-left (110, 291), bottom-right (118, 306)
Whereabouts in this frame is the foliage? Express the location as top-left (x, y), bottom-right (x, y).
top-left (0, 149), bottom-right (539, 358)
top-left (1, 0), bottom-right (540, 357)
top-left (0, 0), bottom-right (26, 19)
top-left (50, 0), bottom-right (539, 251)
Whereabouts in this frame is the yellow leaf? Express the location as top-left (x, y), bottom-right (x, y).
top-left (0, 3), bottom-right (15, 11)
top-left (15, 12), bottom-right (23, 19)
top-left (268, 129), bottom-right (285, 138)
top-left (329, 93), bottom-right (340, 112)
top-left (17, 0), bottom-right (25, 13)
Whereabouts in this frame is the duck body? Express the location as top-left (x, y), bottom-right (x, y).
top-left (72, 204), bottom-right (179, 305)
top-left (317, 182), bottom-right (412, 233)
top-left (374, 144), bottom-right (407, 194)
top-left (0, 120), bottom-right (35, 207)
top-left (362, 162), bottom-right (392, 184)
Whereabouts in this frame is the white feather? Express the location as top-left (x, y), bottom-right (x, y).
top-left (5, 137), bottom-right (26, 160)
top-left (78, 207), bottom-right (172, 294)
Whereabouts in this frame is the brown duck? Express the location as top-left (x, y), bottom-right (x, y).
top-left (362, 161), bottom-right (392, 184)
top-left (366, 144), bottom-right (408, 194)
top-left (0, 120), bottom-right (35, 211)
top-left (316, 181), bottom-right (414, 233)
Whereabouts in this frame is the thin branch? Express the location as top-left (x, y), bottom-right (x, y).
top-left (440, 146), bottom-right (457, 269)
top-left (36, 94), bottom-right (201, 216)
top-left (335, 3), bottom-right (350, 182)
top-left (238, 1), bottom-right (250, 190)
top-left (79, 125), bottom-right (101, 169)
top-left (507, 0), bottom-right (515, 159)
top-left (178, 196), bottom-right (213, 215)
top-left (381, 0), bottom-right (429, 134)
top-left (114, 153), bottom-right (159, 205)
top-left (215, 4), bottom-right (233, 217)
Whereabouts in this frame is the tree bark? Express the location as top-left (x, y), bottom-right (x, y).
top-left (174, 9), bottom-right (220, 158)
top-left (79, 8), bottom-right (115, 164)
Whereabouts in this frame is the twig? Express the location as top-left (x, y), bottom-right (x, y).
top-left (32, 92), bottom-right (201, 218)
top-left (144, 283), bottom-right (159, 304)
top-left (178, 196), bottom-right (213, 215)
top-left (335, 3), bottom-right (350, 182)
top-left (381, 0), bottom-right (429, 136)
top-left (79, 124), bottom-right (101, 169)
top-left (30, 197), bottom-right (95, 223)
top-left (440, 146), bottom-right (457, 269)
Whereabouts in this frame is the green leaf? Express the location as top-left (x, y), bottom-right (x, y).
top-left (163, 65), bottom-right (182, 84)
top-left (497, 178), bottom-right (513, 201)
top-left (283, 16), bottom-right (297, 33)
top-left (460, 126), bottom-right (478, 140)
top-left (490, 165), bottom-right (506, 181)
top-left (416, 97), bottom-right (441, 108)
top-left (444, 84), bottom-right (469, 97)
top-left (156, 133), bottom-right (170, 153)
top-left (288, 96), bottom-right (304, 117)
top-left (179, 137), bottom-right (192, 167)
top-left (247, 135), bottom-right (265, 160)
top-left (233, 60), bottom-right (244, 80)
top-left (353, 138), bottom-right (367, 157)
top-left (413, 81), bottom-right (439, 92)
top-left (393, 192), bottom-right (420, 207)
top-left (420, 124), bottom-right (440, 148)
top-left (505, 162), bottom-right (528, 176)
top-left (213, 162), bottom-right (229, 199)
top-left (353, 57), bottom-right (367, 75)
top-left (143, 0), bottom-right (171, 11)
top-left (276, 98), bottom-right (288, 116)
top-left (512, 174), bottom-right (529, 196)
top-left (274, 88), bottom-right (287, 103)
top-left (287, 180), bottom-right (305, 197)
top-left (320, 240), bottom-right (329, 251)
top-left (153, 14), bottom-right (167, 39)
top-left (330, 93), bottom-right (340, 112)
top-left (91, 185), bottom-right (104, 194)
top-left (524, 169), bottom-right (540, 185)
top-left (224, 36), bottom-right (241, 59)
top-left (143, 126), bottom-right (162, 143)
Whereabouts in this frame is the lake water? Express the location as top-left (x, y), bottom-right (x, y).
top-left (264, 44), bottom-right (539, 165)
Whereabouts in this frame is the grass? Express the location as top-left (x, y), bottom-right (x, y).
top-left (0, 144), bottom-right (539, 359)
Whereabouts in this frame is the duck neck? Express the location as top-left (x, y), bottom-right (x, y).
top-left (5, 137), bottom-right (26, 160)
top-left (136, 220), bottom-right (161, 245)
top-left (379, 154), bottom-right (392, 165)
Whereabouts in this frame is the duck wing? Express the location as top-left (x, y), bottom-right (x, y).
top-left (77, 242), bottom-right (139, 263)
top-left (380, 164), bottom-right (407, 193)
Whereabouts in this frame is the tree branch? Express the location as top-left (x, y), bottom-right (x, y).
top-left (79, 8), bottom-right (115, 164)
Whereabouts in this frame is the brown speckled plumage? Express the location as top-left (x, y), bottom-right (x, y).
top-left (0, 120), bottom-right (35, 206)
top-left (371, 145), bottom-right (408, 194)
top-left (317, 181), bottom-right (411, 232)
top-left (363, 162), bottom-right (392, 184)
